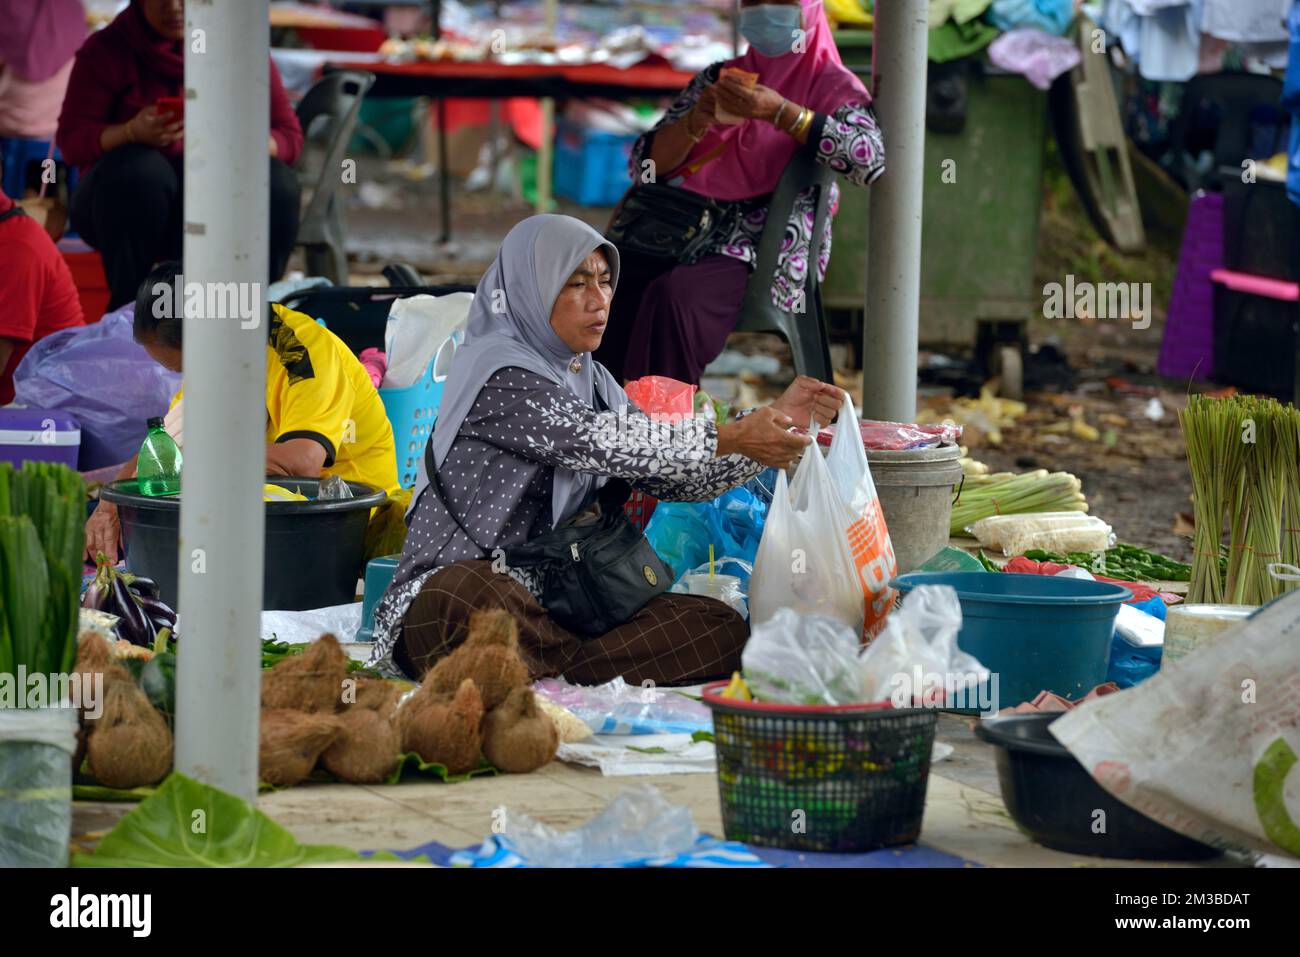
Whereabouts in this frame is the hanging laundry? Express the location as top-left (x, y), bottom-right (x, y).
top-left (988, 0), bottom-right (1075, 35)
top-left (1202, 0), bottom-right (1289, 44)
top-left (988, 28), bottom-right (1083, 88)
top-left (1283, 0), bottom-right (1300, 206)
top-left (928, 0), bottom-right (995, 29)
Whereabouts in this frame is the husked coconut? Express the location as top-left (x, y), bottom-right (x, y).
top-left (321, 708), bottom-right (401, 783)
top-left (262, 633), bottom-right (350, 713)
top-left (259, 709), bottom-right (342, 787)
top-left (482, 687), bottom-right (558, 774)
top-left (86, 681), bottom-right (174, 788)
top-left (428, 609), bottom-right (528, 710)
top-left (399, 677), bottom-right (484, 774)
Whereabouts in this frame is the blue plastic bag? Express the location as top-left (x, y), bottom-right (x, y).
top-left (13, 304), bottom-right (182, 470)
top-left (644, 485), bottom-right (767, 586)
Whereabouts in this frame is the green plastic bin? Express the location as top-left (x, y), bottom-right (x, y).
top-left (825, 32), bottom-right (1047, 348)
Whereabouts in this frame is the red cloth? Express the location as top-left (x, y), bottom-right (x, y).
top-left (0, 194), bottom-right (85, 404)
top-left (56, 1), bottom-right (302, 169)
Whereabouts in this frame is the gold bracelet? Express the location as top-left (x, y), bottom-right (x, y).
top-left (785, 108), bottom-right (806, 140)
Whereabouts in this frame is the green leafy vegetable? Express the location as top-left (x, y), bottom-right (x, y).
top-left (382, 753), bottom-right (497, 786)
top-left (73, 772), bottom-right (384, 867)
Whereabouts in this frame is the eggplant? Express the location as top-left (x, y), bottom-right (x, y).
top-left (135, 594), bottom-right (177, 628)
top-left (125, 574), bottom-right (160, 600)
top-left (110, 574), bottom-right (152, 646)
top-left (81, 578), bottom-right (109, 611)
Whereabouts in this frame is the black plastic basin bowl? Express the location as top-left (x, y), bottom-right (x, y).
top-left (975, 713), bottom-right (1221, 861)
top-left (100, 477), bottom-right (387, 612)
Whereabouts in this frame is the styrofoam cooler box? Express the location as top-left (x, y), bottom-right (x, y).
top-left (0, 409), bottom-right (81, 469)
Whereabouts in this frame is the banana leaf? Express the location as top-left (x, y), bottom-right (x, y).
top-left (72, 772), bottom-right (397, 867)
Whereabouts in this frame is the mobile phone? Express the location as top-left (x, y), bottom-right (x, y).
top-left (156, 96), bottom-right (184, 121)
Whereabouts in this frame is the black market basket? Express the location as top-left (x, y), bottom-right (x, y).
top-left (702, 682), bottom-right (938, 853)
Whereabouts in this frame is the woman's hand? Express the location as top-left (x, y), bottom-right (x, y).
top-left (713, 73), bottom-right (787, 124)
top-left (126, 105), bottom-right (184, 148)
top-left (85, 502), bottom-right (122, 562)
top-left (678, 86), bottom-right (720, 143)
top-left (716, 406), bottom-right (812, 469)
top-left (770, 376), bottom-right (847, 431)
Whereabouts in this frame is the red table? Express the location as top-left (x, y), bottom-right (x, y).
top-left (325, 56), bottom-right (696, 241)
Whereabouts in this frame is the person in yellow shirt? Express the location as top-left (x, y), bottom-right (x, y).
top-left (85, 260), bottom-right (399, 559)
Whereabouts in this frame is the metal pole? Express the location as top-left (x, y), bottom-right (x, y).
top-left (175, 0), bottom-right (270, 801)
top-left (861, 0), bottom-right (928, 422)
top-left (536, 0), bottom-right (557, 213)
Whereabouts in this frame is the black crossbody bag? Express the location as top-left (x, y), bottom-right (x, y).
top-left (606, 182), bottom-right (733, 262)
top-left (426, 396), bottom-right (673, 638)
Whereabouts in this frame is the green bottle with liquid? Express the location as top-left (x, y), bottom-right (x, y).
top-left (137, 417), bottom-right (182, 497)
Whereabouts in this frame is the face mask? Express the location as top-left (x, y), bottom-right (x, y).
top-left (739, 4), bottom-right (802, 58)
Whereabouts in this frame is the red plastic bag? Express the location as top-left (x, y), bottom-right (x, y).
top-left (624, 376), bottom-right (696, 420)
top-left (816, 419), bottom-right (963, 451)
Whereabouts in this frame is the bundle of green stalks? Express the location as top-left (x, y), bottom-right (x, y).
top-left (949, 469), bottom-right (1088, 536)
top-left (0, 462), bottom-right (85, 679)
top-left (1179, 395), bottom-right (1300, 604)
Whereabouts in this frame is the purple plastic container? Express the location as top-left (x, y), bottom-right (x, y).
top-left (0, 408), bottom-right (81, 470)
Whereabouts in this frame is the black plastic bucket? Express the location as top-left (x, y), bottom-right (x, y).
top-left (100, 477), bottom-right (387, 612)
top-left (975, 713), bottom-right (1221, 860)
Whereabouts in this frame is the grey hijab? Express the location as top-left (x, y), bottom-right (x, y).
top-left (410, 214), bottom-right (628, 529)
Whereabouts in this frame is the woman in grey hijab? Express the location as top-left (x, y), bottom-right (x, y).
top-left (367, 214), bottom-right (845, 686)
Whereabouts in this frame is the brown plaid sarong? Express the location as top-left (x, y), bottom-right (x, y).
top-left (395, 560), bottom-right (748, 687)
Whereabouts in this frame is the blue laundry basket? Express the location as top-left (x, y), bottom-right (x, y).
top-left (380, 332), bottom-right (459, 488)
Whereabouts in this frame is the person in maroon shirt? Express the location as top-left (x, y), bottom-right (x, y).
top-left (57, 0), bottom-right (304, 310)
top-left (0, 190), bottom-right (86, 405)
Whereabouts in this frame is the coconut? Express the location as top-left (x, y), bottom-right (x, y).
top-left (481, 687), bottom-right (559, 774)
top-left (259, 709), bottom-right (342, 788)
top-left (399, 677), bottom-right (484, 774)
top-left (85, 681), bottom-right (174, 789)
top-left (349, 676), bottom-right (402, 716)
top-left (74, 632), bottom-right (133, 724)
top-left (320, 708), bottom-right (401, 783)
top-left (428, 609), bottom-right (529, 710)
top-left (261, 633), bottom-right (350, 713)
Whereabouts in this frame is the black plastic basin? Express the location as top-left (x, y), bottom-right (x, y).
top-left (100, 477), bottom-right (386, 612)
top-left (975, 713), bottom-right (1221, 861)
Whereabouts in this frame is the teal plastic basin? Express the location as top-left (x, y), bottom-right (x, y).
top-left (890, 572), bottom-right (1131, 710)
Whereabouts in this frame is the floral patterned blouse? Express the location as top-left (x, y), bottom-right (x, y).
top-left (630, 62), bottom-right (886, 312)
top-left (365, 367), bottom-right (765, 676)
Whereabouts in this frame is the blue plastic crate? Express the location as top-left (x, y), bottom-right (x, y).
top-left (553, 119), bottom-right (637, 207)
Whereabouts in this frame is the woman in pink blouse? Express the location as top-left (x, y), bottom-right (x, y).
top-left (57, 0), bottom-right (304, 310)
top-left (596, 0), bottom-right (885, 386)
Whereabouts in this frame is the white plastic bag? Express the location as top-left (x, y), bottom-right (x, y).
top-left (858, 584), bottom-right (990, 708)
top-left (748, 446), bottom-right (867, 634)
top-left (822, 396), bottom-right (898, 635)
top-left (381, 292), bottom-right (472, 389)
top-left (970, 511), bottom-right (1114, 556)
top-left (1051, 590), bottom-right (1300, 859)
top-left (741, 606), bottom-right (866, 705)
top-left (0, 706), bottom-right (77, 867)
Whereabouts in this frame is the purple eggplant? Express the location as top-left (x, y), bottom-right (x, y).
top-left (125, 574), bottom-right (160, 600)
top-left (81, 577), bottom-right (109, 611)
top-left (110, 574), bottom-right (152, 646)
top-left (135, 594), bottom-right (177, 629)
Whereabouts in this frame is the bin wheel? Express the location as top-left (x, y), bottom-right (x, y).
top-left (995, 345), bottom-right (1023, 400)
